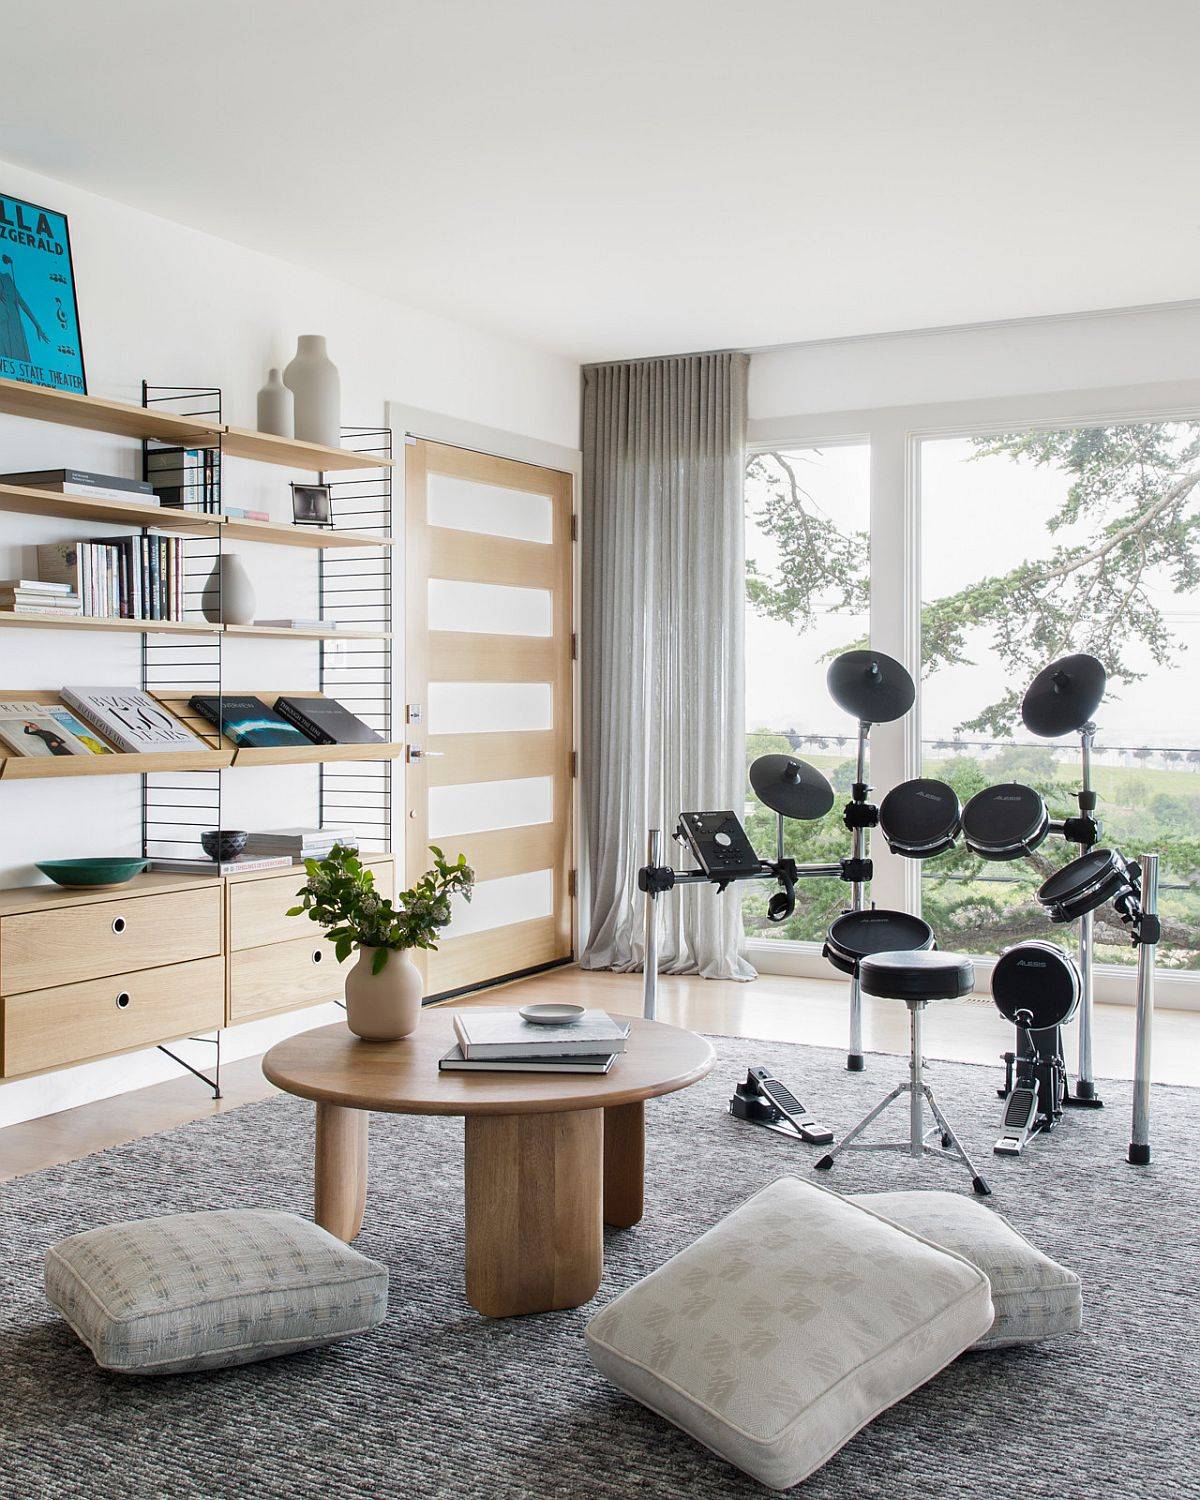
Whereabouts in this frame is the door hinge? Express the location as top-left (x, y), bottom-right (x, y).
top-left (568, 869), bottom-right (577, 899)
top-left (570, 631), bottom-right (578, 661)
top-left (569, 750), bottom-right (578, 778)
top-left (570, 514), bottom-right (578, 542)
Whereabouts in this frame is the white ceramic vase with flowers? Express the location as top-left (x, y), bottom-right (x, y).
top-left (289, 844), bottom-right (474, 1041)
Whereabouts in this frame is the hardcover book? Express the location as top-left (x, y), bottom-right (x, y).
top-left (0, 712), bottom-right (91, 758)
top-left (189, 694), bottom-right (312, 749)
top-left (273, 695), bottom-right (383, 745)
top-left (438, 1045), bottom-right (617, 1075)
top-left (61, 687), bottom-right (205, 753)
top-left (452, 1008), bottom-right (631, 1060)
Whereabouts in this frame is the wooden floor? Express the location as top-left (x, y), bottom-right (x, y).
top-left (2, 966), bottom-right (1196, 1182)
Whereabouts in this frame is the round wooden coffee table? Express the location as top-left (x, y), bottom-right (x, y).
top-left (262, 1009), bottom-right (715, 1318)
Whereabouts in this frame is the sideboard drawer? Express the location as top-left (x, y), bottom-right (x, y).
top-left (228, 857), bottom-right (394, 952)
top-left (228, 933), bottom-right (350, 1023)
top-left (0, 886), bottom-right (223, 995)
top-left (1, 956), bottom-right (225, 1079)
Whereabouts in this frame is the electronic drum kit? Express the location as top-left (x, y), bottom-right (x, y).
top-left (638, 648), bottom-right (1163, 1174)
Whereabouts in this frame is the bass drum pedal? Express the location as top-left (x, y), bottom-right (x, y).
top-left (729, 1066), bottom-right (834, 1146)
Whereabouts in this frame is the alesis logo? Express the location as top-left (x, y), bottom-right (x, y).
top-left (1016, 958), bottom-right (1047, 969)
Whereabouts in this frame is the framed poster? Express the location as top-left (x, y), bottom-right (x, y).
top-left (0, 192), bottom-right (86, 394)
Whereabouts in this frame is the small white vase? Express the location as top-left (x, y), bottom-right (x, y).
top-left (283, 334), bottom-right (341, 449)
top-left (202, 552), bottom-right (256, 625)
top-left (256, 367), bottom-right (294, 438)
top-left (344, 947), bottom-right (423, 1041)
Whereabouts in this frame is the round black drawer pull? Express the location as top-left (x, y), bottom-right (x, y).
top-left (112, 916), bottom-right (127, 934)
top-left (115, 992), bottom-right (131, 1009)
top-left (312, 950), bottom-right (323, 964)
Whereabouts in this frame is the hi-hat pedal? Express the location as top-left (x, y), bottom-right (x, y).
top-left (729, 1066), bottom-right (834, 1146)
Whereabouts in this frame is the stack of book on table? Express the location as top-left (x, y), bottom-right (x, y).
top-left (0, 579), bottom-right (81, 617)
top-left (440, 1008), bottom-right (631, 1075)
top-left (242, 826), bottom-right (360, 862)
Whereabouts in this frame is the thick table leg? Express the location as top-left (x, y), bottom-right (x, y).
top-left (464, 1108), bottom-right (603, 1317)
top-left (603, 1100), bottom-right (645, 1228)
top-left (315, 1102), bottom-right (368, 1242)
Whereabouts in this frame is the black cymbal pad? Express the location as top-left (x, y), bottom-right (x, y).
top-left (1021, 653), bottom-right (1106, 737)
top-left (750, 754), bottom-right (836, 820)
top-left (827, 649), bottom-right (916, 724)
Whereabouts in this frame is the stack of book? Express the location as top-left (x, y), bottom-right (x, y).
top-left (0, 579), bottom-right (82, 617)
top-left (0, 468), bottom-right (160, 507)
top-left (242, 827), bottom-right (360, 862)
top-left (440, 1009), bottom-right (631, 1074)
top-left (38, 536), bottom-right (186, 621)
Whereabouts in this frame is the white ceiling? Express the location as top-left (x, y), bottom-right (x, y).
top-left (3, 0), bottom-right (1199, 362)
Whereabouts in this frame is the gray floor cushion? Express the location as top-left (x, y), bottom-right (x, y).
top-left (585, 1175), bottom-right (993, 1491)
top-left (849, 1189), bottom-right (1082, 1349)
top-left (45, 1208), bottom-right (388, 1374)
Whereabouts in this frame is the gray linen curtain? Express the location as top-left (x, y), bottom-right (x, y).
top-left (580, 351), bottom-right (754, 981)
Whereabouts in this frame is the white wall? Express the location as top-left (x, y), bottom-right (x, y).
top-left (0, 159), bottom-right (579, 1129)
top-left (749, 301), bottom-right (1200, 422)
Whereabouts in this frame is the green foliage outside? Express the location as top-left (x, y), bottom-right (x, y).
top-left (744, 425), bottom-right (1200, 968)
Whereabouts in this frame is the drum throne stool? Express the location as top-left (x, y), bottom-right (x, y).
top-left (816, 949), bottom-right (992, 1196)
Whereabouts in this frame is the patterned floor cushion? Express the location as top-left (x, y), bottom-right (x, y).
top-left (45, 1208), bottom-right (388, 1375)
top-left (586, 1175), bottom-right (993, 1491)
top-left (849, 1190), bottom-right (1082, 1349)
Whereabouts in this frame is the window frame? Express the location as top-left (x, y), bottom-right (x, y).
top-left (744, 378), bottom-right (1200, 1011)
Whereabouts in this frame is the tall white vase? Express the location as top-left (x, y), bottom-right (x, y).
top-left (256, 367), bottom-right (294, 438)
top-left (283, 334), bottom-right (341, 448)
top-left (202, 552), bottom-right (256, 625)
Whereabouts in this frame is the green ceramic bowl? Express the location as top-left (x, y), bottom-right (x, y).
top-left (36, 857), bottom-right (149, 889)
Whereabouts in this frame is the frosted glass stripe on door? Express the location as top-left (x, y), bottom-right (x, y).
top-left (428, 776), bottom-right (554, 837)
top-left (428, 579), bottom-right (552, 636)
top-left (444, 869), bottom-right (554, 939)
top-left (427, 682), bottom-right (552, 735)
top-left (427, 472), bottom-right (553, 543)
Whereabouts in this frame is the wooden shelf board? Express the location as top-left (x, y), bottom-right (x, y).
top-left (0, 482), bottom-right (219, 534)
top-left (219, 514), bottom-right (393, 549)
top-left (0, 613), bottom-right (221, 638)
top-left (220, 425), bottom-right (393, 473)
top-left (0, 376), bottom-right (219, 445)
top-left (0, 870), bottom-right (221, 917)
top-left (224, 623), bottom-right (391, 640)
top-left (230, 742), bottom-right (403, 767)
top-left (0, 689), bottom-right (231, 779)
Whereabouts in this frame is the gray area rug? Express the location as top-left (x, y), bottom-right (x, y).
top-left (1, 1034), bottom-right (1197, 1500)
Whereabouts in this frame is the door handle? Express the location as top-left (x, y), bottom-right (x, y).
top-left (406, 747), bottom-right (445, 763)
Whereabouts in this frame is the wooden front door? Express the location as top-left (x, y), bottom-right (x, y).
top-left (404, 439), bottom-right (575, 998)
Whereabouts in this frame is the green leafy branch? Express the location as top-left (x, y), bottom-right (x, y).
top-left (288, 843), bottom-right (474, 974)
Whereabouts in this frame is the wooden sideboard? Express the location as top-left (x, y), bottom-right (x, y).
top-left (0, 856), bottom-right (395, 1081)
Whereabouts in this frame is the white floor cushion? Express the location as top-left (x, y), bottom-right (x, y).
top-left (849, 1190), bottom-right (1082, 1349)
top-left (586, 1176), bottom-right (993, 1491)
top-left (45, 1208), bottom-right (388, 1374)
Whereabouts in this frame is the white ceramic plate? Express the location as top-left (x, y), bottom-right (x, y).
top-left (519, 1003), bottom-right (585, 1025)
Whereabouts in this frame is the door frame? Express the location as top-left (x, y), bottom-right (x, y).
top-left (386, 400), bottom-right (584, 966)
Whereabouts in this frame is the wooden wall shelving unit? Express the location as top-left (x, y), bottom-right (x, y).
top-left (1, 373), bottom-right (396, 1098)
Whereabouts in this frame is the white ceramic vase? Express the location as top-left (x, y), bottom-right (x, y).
top-left (344, 947), bottom-right (423, 1042)
top-left (283, 334), bottom-right (341, 448)
top-left (256, 367), bottom-right (294, 438)
top-left (202, 552), bottom-right (256, 625)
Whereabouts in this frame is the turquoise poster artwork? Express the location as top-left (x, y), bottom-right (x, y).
top-left (0, 193), bottom-right (86, 393)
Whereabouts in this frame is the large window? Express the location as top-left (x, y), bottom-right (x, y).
top-left (919, 423), bottom-right (1200, 970)
top-left (743, 444), bottom-right (869, 943)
